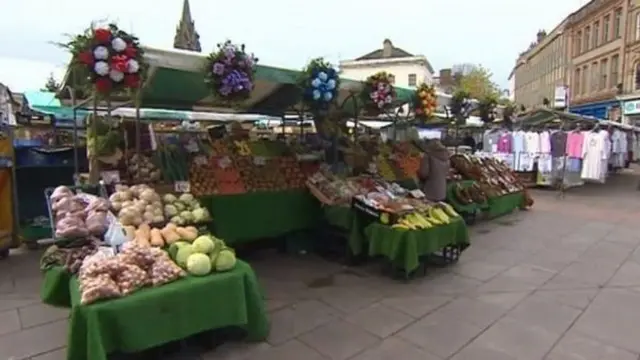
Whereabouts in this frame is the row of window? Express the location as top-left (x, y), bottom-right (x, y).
top-left (573, 54), bottom-right (619, 96)
top-left (574, 8), bottom-right (622, 56)
top-left (388, 74), bottom-right (418, 86)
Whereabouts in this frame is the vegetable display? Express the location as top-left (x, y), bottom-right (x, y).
top-left (127, 153), bottom-right (162, 183)
top-left (78, 242), bottom-right (185, 305)
top-left (162, 193), bottom-right (211, 225)
top-left (124, 222), bottom-right (198, 248)
top-left (167, 234), bottom-right (237, 276)
top-left (40, 241), bottom-right (99, 274)
top-left (109, 184), bottom-right (165, 226)
top-left (49, 186), bottom-right (111, 239)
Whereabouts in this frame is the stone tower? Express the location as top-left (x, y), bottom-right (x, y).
top-left (173, 0), bottom-right (202, 52)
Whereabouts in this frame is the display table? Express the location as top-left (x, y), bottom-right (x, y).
top-left (485, 192), bottom-right (524, 219)
top-left (41, 266), bottom-right (72, 307)
top-left (42, 261), bottom-right (269, 360)
top-left (445, 180), bottom-right (487, 214)
top-left (200, 189), bottom-right (322, 244)
top-left (366, 218), bottom-right (469, 274)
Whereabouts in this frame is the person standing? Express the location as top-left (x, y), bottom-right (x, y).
top-left (417, 139), bottom-right (450, 202)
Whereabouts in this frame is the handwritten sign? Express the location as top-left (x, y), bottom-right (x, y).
top-left (174, 181), bottom-right (191, 193)
top-left (253, 156), bottom-right (266, 166)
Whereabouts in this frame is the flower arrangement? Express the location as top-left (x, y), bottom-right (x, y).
top-left (71, 24), bottom-right (145, 94)
top-left (204, 40), bottom-right (258, 104)
top-left (300, 58), bottom-right (339, 112)
top-left (361, 72), bottom-right (396, 114)
top-left (414, 83), bottom-right (437, 119)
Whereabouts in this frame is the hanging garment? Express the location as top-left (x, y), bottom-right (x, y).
top-left (483, 130), bottom-right (501, 153)
top-left (539, 131), bottom-right (551, 154)
top-left (524, 131), bottom-right (540, 155)
top-left (512, 130), bottom-right (525, 169)
top-left (550, 131), bottom-right (568, 157)
top-left (497, 132), bottom-right (512, 153)
top-left (566, 131), bottom-right (585, 158)
top-left (581, 131), bottom-right (608, 182)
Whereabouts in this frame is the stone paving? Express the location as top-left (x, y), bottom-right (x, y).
top-left (3, 170), bottom-right (640, 359)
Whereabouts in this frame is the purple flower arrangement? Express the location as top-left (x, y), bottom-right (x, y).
top-left (205, 40), bottom-right (258, 104)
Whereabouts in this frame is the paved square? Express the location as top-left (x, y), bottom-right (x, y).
top-left (5, 170), bottom-right (640, 359)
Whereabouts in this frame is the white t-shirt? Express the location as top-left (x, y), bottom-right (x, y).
top-left (524, 132), bottom-right (540, 154)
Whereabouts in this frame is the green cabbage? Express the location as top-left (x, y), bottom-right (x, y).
top-left (180, 211), bottom-right (194, 223)
top-left (192, 235), bottom-right (215, 254)
top-left (192, 208), bottom-right (209, 223)
top-left (170, 215), bottom-right (185, 226)
top-left (163, 194), bottom-right (178, 204)
top-left (215, 249), bottom-right (236, 272)
top-left (179, 193), bottom-right (195, 203)
top-left (164, 204), bottom-right (178, 217)
top-left (186, 253), bottom-right (212, 276)
top-left (175, 245), bottom-right (195, 267)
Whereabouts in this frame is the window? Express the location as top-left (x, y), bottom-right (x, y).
top-left (408, 74), bottom-right (417, 86)
top-left (591, 62), bottom-right (599, 92)
top-left (611, 54), bottom-right (619, 88)
top-left (388, 74), bottom-right (395, 84)
top-left (600, 59), bottom-right (608, 90)
top-left (603, 14), bottom-right (610, 42)
top-left (593, 21), bottom-right (600, 48)
top-left (635, 63), bottom-right (640, 90)
top-left (614, 8), bottom-right (622, 38)
top-left (636, 13), bottom-right (640, 40)
top-left (584, 26), bottom-right (591, 51)
top-left (575, 68), bottom-right (581, 95)
top-left (582, 65), bottom-right (588, 94)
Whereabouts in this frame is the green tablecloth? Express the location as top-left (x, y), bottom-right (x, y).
top-left (41, 266), bottom-right (72, 308)
top-left (323, 205), bottom-right (352, 231)
top-left (485, 192), bottom-right (524, 219)
top-left (65, 260), bottom-right (268, 360)
top-left (200, 189), bottom-right (322, 244)
top-left (366, 218), bottom-right (470, 274)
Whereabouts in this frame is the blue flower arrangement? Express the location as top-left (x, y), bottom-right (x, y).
top-left (300, 58), bottom-right (340, 111)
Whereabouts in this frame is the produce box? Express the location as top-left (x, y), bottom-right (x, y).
top-left (351, 197), bottom-right (401, 226)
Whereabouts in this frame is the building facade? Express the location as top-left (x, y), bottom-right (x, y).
top-left (511, 24), bottom-right (569, 110)
top-left (566, 0), bottom-right (628, 120)
top-left (339, 39), bottom-right (435, 89)
top-left (619, 1), bottom-right (640, 125)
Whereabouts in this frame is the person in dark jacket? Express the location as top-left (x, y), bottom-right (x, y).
top-left (417, 139), bottom-right (450, 202)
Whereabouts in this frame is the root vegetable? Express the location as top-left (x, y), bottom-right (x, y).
top-left (160, 226), bottom-right (180, 245)
top-left (149, 228), bottom-right (164, 247)
top-left (176, 227), bottom-right (198, 241)
top-left (123, 226), bottom-right (136, 241)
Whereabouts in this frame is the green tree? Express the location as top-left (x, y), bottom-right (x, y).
top-left (42, 73), bottom-right (60, 92)
top-left (452, 64), bottom-right (499, 100)
top-left (478, 95), bottom-right (498, 123)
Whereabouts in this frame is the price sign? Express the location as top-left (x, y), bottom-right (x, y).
top-left (174, 181), bottom-right (191, 193)
top-left (410, 189), bottom-right (425, 198)
top-left (218, 156), bottom-right (231, 168)
top-left (194, 155), bottom-right (208, 166)
top-left (368, 162), bottom-right (377, 174)
top-left (253, 156), bottom-right (266, 166)
top-left (100, 170), bottom-right (120, 185)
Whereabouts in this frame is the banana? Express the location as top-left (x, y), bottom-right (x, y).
top-left (392, 223), bottom-right (409, 230)
top-left (433, 208), bottom-right (451, 224)
top-left (426, 208), bottom-right (443, 225)
top-left (438, 202), bottom-right (460, 218)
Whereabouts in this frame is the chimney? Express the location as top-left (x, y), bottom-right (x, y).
top-left (536, 30), bottom-right (546, 43)
top-left (382, 39), bottom-right (393, 57)
top-left (439, 68), bottom-right (453, 88)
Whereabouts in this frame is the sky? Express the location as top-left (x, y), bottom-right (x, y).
top-left (0, 0), bottom-right (589, 93)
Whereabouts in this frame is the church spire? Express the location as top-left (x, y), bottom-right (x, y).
top-left (173, 0), bottom-right (202, 52)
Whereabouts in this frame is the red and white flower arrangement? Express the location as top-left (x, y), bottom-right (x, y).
top-left (73, 24), bottom-right (146, 94)
top-left (360, 72), bottom-right (396, 114)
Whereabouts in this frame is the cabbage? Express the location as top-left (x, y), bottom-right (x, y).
top-left (175, 245), bottom-right (195, 267)
top-left (192, 208), bottom-right (209, 223)
top-left (180, 211), bottom-right (194, 223)
top-left (179, 193), bottom-right (195, 203)
top-left (174, 202), bottom-right (186, 212)
top-left (164, 204), bottom-right (178, 217)
top-left (192, 235), bottom-right (215, 254)
top-left (189, 200), bottom-right (201, 210)
top-left (215, 249), bottom-right (236, 272)
top-left (163, 194), bottom-right (178, 204)
top-left (186, 253), bottom-right (212, 276)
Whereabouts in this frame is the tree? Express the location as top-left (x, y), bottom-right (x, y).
top-left (502, 102), bottom-right (516, 130)
top-left (478, 95), bottom-right (498, 123)
top-left (42, 73), bottom-right (60, 92)
top-left (452, 64), bottom-right (499, 100)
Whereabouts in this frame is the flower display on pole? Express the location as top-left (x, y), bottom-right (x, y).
top-left (414, 83), bottom-right (437, 120)
top-left (360, 72), bottom-right (396, 114)
top-left (71, 24), bottom-right (146, 94)
top-left (204, 40), bottom-right (258, 104)
top-left (299, 58), bottom-right (340, 112)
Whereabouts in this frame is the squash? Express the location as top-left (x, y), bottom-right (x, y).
top-left (176, 226), bottom-right (198, 242)
top-left (160, 225), bottom-right (180, 244)
top-left (134, 228), bottom-right (150, 246)
top-left (150, 228), bottom-right (164, 247)
top-left (123, 226), bottom-right (136, 241)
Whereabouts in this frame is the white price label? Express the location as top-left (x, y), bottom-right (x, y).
top-left (410, 189), bottom-right (425, 198)
top-left (174, 181), bottom-right (191, 193)
top-left (194, 155), bottom-right (208, 166)
top-left (100, 170), bottom-right (120, 184)
top-left (368, 162), bottom-right (377, 173)
top-left (253, 156), bottom-right (266, 166)
top-left (218, 156), bottom-right (231, 168)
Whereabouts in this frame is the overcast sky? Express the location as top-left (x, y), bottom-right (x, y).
top-left (0, 0), bottom-right (588, 93)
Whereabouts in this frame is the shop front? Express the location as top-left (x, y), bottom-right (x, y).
top-left (569, 99), bottom-right (620, 120)
top-left (622, 98), bottom-right (640, 126)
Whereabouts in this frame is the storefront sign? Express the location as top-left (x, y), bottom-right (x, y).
top-left (623, 100), bottom-right (640, 115)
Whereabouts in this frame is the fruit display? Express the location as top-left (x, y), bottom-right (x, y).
top-left (375, 156), bottom-right (399, 182)
top-left (392, 202), bottom-right (460, 230)
top-left (167, 234), bottom-right (237, 276)
top-left (451, 182), bottom-right (488, 205)
top-left (77, 242), bottom-right (186, 304)
top-left (49, 186), bottom-right (111, 239)
top-left (109, 184), bottom-right (164, 227)
top-left (123, 222), bottom-right (199, 248)
top-left (162, 193), bottom-right (211, 225)
top-left (306, 166), bottom-right (366, 205)
top-left (450, 154), bottom-right (525, 197)
top-left (127, 153), bottom-right (162, 183)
